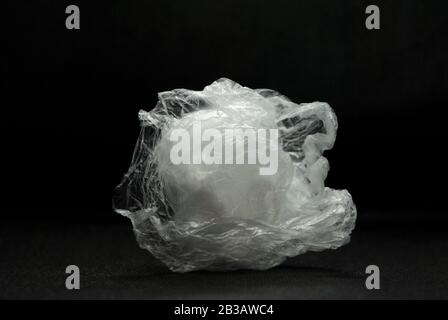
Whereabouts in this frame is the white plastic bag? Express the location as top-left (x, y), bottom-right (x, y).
top-left (113, 78), bottom-right (356, 272)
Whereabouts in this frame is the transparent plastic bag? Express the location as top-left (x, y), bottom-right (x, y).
top-left (113, 78), bottom-right (356, 272)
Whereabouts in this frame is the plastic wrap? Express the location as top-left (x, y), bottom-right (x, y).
top-left (113, 78), bottom-right (356, 272)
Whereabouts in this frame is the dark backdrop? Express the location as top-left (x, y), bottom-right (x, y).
top-left (2, 0), bottom-right (448, 222)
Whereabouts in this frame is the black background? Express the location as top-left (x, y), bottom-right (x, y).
top-left (3, 0), bottom-right (448, 219)
top-left (1, 0), bottom-right (448, 299)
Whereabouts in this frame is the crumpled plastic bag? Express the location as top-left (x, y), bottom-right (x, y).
top-left (113, 78), bottom-right (356, 272)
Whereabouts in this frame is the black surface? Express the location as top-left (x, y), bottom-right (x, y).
top-left (1, 216), bottom-right (447, 299)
